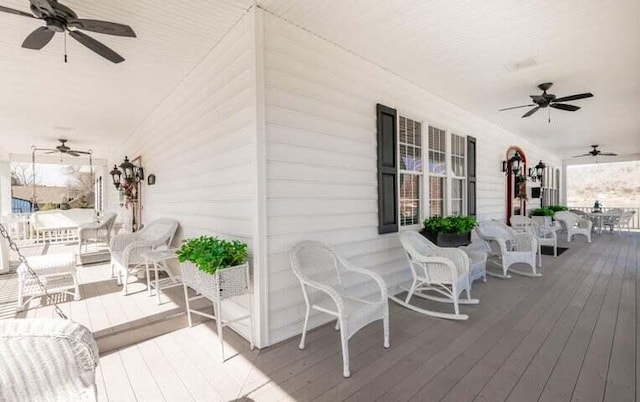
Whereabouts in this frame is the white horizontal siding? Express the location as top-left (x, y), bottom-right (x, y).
top-left (108, 12), bottom-right (258, 341)
top-left (263, 12), bottom-right (562, 345)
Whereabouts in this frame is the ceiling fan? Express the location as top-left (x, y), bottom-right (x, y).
top-left (35, 139), bottom-right (91, 157)
top-left (572, 145), bottom-right (617, 158)
top-left (0, 0), bottom-right (136, 63)
top-left (499, 83), bottom-right (593, 120)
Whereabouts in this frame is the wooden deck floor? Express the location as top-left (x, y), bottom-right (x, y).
top-left (0, 232), bottom-right (638, 401)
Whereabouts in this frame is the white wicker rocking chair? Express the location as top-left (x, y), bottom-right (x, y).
top-left (554, 211), bottom-right (592, 243)
top-left (510, 215), bottom-right (558, 267)
top-left (476, 221), bottom-right (539, 278)
top-left (290, 241), bottom-right (389, 378)
top-left (392, 231), bottom-right (479, 321)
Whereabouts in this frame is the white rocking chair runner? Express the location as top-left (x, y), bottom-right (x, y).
top-left (290, 241), bottom-right (389, 378)
top-left (393, 231), bottom-right (478, 321)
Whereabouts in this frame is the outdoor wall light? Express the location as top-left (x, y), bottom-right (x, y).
top-left (528, 160), bottom-right (546, 182)
top-left (109, 165), bottom-right (122, 189)
top-left (502, 151), bottom-right (523, 176)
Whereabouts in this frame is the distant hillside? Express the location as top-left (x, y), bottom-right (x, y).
top-left (567, 161), bottom-right (640, 207)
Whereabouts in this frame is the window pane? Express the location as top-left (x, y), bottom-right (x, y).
top-left (429, 176), bottom-right (445, 217)
top-left (451, 134), bottom-right (465, 177)
top-left (451, 178), bottom-right (465, 216)
top-left (400, 173), bottom-right (420, 225)
top-left (428, 126), bottom-right (446, 174)
top-left (400, 117), bottom-right (422, 173)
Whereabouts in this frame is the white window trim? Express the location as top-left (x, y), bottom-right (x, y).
top-left (449, 132), bottom-right (467, 216)
top-left (397, 113), bottom-right (424, 230)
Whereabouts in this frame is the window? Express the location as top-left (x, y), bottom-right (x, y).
top-left (450, 134), bottom-right (466, 215)
top-left (399, 116), bottom-right (422, 226)
top-left (428, 126), bottom-right (446, 217)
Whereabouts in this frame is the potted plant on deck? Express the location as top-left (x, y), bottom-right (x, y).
top-left (530, 207), bottom-right (554, 227)
top-left (420, 215), bottom-right (477, 247)
top-left (177, 236), bottom-right (250, 300)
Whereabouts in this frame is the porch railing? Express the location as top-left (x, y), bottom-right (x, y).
top-left (567, 206), bottom-right (640, 229)
top-left (0, 213), bottom-right (80, 245)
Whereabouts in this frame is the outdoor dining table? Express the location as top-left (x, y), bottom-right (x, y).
top-left (585, 211), bottom-right (618, 234)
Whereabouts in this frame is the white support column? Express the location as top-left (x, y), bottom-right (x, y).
top-left (0, 160), bottom-right (11, 217)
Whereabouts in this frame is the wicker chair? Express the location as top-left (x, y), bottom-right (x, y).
top-left (554, 211), bottom-right (592, 243)
top-left (290, 241), bottom-right (389, 378)
top-left (78, 211), bottom-right (117, 254)
top-left (110, 218), bottom-right (179, 295)
top-left (476, 221), bottom-right (539, 278)
top-left (394, 231), bottom-right (479, 321)
top-left (0, 319), bottom-right (99, 402)
top-left (510, 215), bottom-right (558, 267)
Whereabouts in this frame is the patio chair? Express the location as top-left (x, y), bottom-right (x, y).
top-left (290, 241), bottom-right (389, 378)
top-left (617, 210), bottom-right (636, 234)
top-left (602, 209), bottom-right (623, 234)
top-left (554, 211), bottom-right (592, 243)
top-left (110, 218), bottom-right (179, 295)
top-left (78, 211), bottom-right (117, 254)
top-left (510, 215), bottom-right (558, 267)
top-left (0, 318), bottom-right (99, 402)
top-left (475, 221), bottom-right (539, 278)
top-left (393, 231), bottom-right (479, 321)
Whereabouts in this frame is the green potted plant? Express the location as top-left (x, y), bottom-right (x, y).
top-left (530, 207), bottom-right (554, 226)
top-left (547, 205), bottom-right (568, 213)
top-left (177, 235), bottom-right (249, 299)
top-left (420, 215), bottom-right (477, 247)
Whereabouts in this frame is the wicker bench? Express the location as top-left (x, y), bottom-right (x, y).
top-left (17, 253), bottom-right (79, 312)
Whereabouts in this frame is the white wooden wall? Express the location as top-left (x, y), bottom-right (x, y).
top-left (262, 11), bottom-right (562, 344)
top-left (106, 11), bottom-right (264, 343)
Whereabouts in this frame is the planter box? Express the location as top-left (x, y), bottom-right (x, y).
top-left (531, 216), bottom-right (552, 227)
top-left (420, 229), bottom-right (471, 247)
top-left (181, 262), bottom-right (250, 300)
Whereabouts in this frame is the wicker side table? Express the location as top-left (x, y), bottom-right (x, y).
top-left (181, 262), bottom-right (254, 361)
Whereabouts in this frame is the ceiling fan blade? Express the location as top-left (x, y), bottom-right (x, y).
top-left (69, 150), bottom-right (91, 155)
top-left (550, 103), bottom-right (580, 111)
top-left (67, 151), bottom-right (81, 157)
top-left (22, 26), bottom-right (55, 50)
top-left (599, 152), bottom-right (618, 156)
top-left (522, 106), bottom-right (539, 118)
top-left (553, 93), bottom-right (593, 103)
top-left (499, 104), bottom-right (535, 111)
top-left (68, 19), bottom-right (136, 37)
top-left (0, 5), bottom-right (35, 18)
top-left (69, 30), bottom-right (125, 63)
top-left (44, 150), bottom-right (58, 154)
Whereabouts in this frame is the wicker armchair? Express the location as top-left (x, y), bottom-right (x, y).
top-left (476, 221), bottom-right (539, 278)
top-left (554, 211), bottom-right (592, 243)
top-left (0, 319), bottom-right (99, 402)
top-left (110, 218), bottom-right (179, 295)
top-left (395, 231), bottom-right (479, 321)
top-left (290, 241), bottom-right (389, 378)
top-left (78, 211), bottom-right (117, 254)
top-left (510, 215), bottom-right (558, 266)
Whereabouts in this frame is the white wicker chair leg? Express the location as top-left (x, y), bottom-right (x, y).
top-left (183, 284), bottom-right (193, 327)
top-left (538, 244), bottom-right (542, 267)
top-left (122, 270), bottom-right (128, 295)
top-left (145, 261), bottom-right (152, 297)
top-left (383, 306), bottom-right (390, 349)
top-left (73, 272), bottom-right (80, 301)
top-left (215, 297), bottom-right (224, 362)
top-left (339, 319), bottom-right (350, 378)
top-left (299, 306), bottom-right (310, 349)
top-left (335, 320), bottom-right (340, 331)
top-left (404, 280), bottom-right (417, 304)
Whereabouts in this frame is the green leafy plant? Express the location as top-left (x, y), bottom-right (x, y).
top-left (547, 205), bottom-right (568, 212)
top-left (423, 215), bottom-right (477, 234)
top-left (530, 207), bottom-right (555, 217)
top-left (176, 236), bottom-right (248, 275)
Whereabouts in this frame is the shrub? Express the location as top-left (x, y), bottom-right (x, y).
top-left (423, 215), bottom-right (477, 234)
top-left (176, 235), bottom-right (248, 275)
top-left (530, 207), bottom-right (555, 217)
top-left (547, 205), bottom-right (568, 212)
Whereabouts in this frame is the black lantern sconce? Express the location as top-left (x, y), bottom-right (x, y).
top-left (528, 160), bottom-right (546, 183)
top-left (109, 165), bottom-right (122, 190)
top-left (502, 151), bottom-right (523, 176)
top-left (110, 156), bottom-right (144, 190)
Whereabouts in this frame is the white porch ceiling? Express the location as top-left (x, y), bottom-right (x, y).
top-left (0, 0), bottom-right (253, 158)
top-left (0, 0), bottom-right (638, 159)
top-left (258, 0), bottom-right (640, 158)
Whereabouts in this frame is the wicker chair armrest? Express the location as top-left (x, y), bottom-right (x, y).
top-left (419, 256), bottom-right (463, 282)
top-left (514, 233), bottom-right (537, 252)
top-left (479, 235), bottom-right (508, 255)
top-left (109, 233), bottom-right (139, 251)
top-left (339, 262), bottom-right (389, 302)
top-left (577, 218), bottom-right (593, 230)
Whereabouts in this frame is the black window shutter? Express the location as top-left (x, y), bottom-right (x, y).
top-left (467, 135), bottom-right (477, 217)
top-left (376, 104), bottom-right (399, 234)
